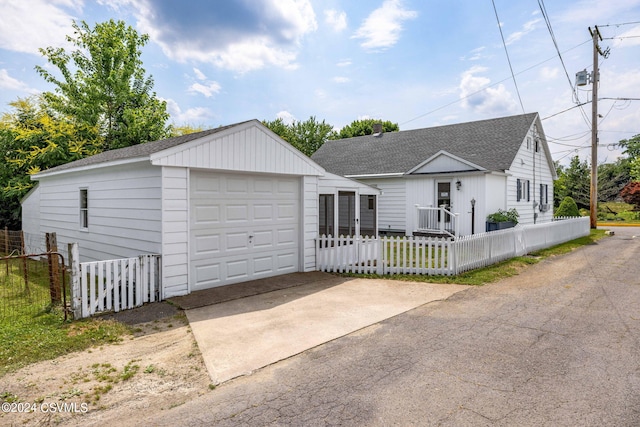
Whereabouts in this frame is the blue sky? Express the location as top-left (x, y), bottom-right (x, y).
top-left (1, 0), bottom-right (639, 165)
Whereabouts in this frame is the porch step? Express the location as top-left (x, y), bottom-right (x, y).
top-left (413, 231), bottom-right (454, 239)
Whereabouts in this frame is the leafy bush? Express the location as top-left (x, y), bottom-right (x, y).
top-left (486, 208), bottom-right (519, 224)
top-left (555, 196), bottom-right (580, 217)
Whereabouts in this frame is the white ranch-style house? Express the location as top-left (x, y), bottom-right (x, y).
top-left (312, 113), bottom-right (556, 237)
top-left (21, 120), bottom-right (379, 297)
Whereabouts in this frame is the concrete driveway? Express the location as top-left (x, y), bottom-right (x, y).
top-left (180, 273), bottom-right (468, 384)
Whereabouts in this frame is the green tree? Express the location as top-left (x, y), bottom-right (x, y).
top-left (619, 134), bottom-right (640, 180)
top-left (0, 96), bottom-right (102, 228)
top-left (336, 119), bottom-right (399, 139)
top-left (35, 19), bottom-right (170, 151)
top-left (263, 116), bottom-right (336, 156)
top-left (555, 156), bottom-right (590, 209)
top-left (598, 158), bottom-right (631, 202)
top-left (555, 196), bottom-right (580, 217)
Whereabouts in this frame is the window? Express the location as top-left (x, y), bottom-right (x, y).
top-left (319, 194), bottom-right (334, 236)
top-left (360, 195), bottom-right (377, 237)
top-left (540, 184), bottom-right (548, 204)
top-left (526, 137), bottom-right (532, 150)
top-left (80, 188), bottom-right (88, 229)
top-left (516, 179), bottom-right (530, 202)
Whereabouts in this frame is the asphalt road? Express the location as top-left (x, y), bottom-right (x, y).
top-left (141, 227), bottom-right (640, 426)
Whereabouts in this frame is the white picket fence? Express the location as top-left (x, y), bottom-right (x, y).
top-left (316, 217), bottom-right (590, 276)
top-left (69, 245), bottom-right (162, 318)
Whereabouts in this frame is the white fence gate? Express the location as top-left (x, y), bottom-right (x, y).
top-left (68, 244), bottom-right (162, 319)
top-left (317, 217), bottom-right (590, 276)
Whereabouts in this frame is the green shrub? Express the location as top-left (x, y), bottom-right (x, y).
top-left (555, 196), bottom-right (580, 217)
top-left (486, 208), bottom-right (519, 224)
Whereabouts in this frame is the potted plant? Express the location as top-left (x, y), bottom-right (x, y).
top-left (486, 208), bottom-right (519, 232)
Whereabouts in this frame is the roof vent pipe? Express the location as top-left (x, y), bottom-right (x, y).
top-left (372, 122), bottom-right (383, 136)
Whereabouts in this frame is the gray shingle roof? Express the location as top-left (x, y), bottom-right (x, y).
top-left (35, 120), bottom-right (255, 176)
top-left (311, 113), bottom-right (539, 176)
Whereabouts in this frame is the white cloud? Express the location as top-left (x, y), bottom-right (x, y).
top-left (461, 46), bottom-right (486, 61)
top-left (193, 68), bottom-right (207, 81)
top-left (505, 18), bottom-right (541, 45)
top-left (336, 59), bottom-right (352, 67)
top-left (188, 82), bottom-right (222, 98)
top-left (132, 0), bottom-right (317, 73)
top-left (0, 0), bottom-right (80, 54)
top-left (163, 98), bottom-right (216, 125)
top-left (333, 76), bottom-right (350, 83)
top-left (276, 110), bottom-right (296, 125)
top-left (324, 9), bottom-right (347, 32)
top-left (540, 66), bottom-right (559, 81)
top-left (352, 0), bottom-right (417, 50)
top-left (613, 24), bottom-right (640, 48)
top-left (0, 69), bottom-right (39, 93)
top-left (459, 67), bottom-right (519, 116)
top-left (315, 89), bottom-right (327, 99)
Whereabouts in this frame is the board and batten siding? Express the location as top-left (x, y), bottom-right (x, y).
top-left (161, 166), bottom-right (189, 297)
top-left (506, 129), bottom-right (555, 225)
top-left (359, 178), bottom-right (406, 233)
top-left (35, 161), bottom-right (162, 262)
top-left (151, 124), bottom-right (325, 177)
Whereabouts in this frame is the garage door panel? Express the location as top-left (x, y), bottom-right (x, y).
top-left (190, 171), bottom-right (299, 291)
top-left (193, 262), bottom-right (221, 288)
top-left (277, 228), bottom-right (296, 245)
top-left (226, 232), bottom-right (250, 251)
top-left (253, 204), bottom-right (274, 221)
top-left (193, 205), bottom-right (220, 224)
top-left (194, 234), bottom-right (220, 255)
top-left (227, 260), bottom-right (249, 280)
top-left (277, 253), bottom-right (296, 270)
top-left (253, 256), bottom-right (274, 274)
top-left (253, 230), bottom-right (274, 248)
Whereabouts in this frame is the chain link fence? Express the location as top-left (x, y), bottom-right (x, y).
top-left (0, 230), bottom-right (69, 321)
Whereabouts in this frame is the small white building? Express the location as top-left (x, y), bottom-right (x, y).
top-left (22, 120), bottom-right (379, 297)
top-left (312, 113), bottom-right (556, 236)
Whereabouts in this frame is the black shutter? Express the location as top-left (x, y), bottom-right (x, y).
top-left (517, 179), bottom-right (521, 201)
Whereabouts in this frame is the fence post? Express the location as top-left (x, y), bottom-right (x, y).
top-left (46, 232), bottom-right (61, 303)
top-left (68, 243), bottom-right (82, 319)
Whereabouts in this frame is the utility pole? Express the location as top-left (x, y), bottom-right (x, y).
top-left (587, 26), bottom-right (609, 229)
top-left (589, 26), bottom-right (600, 229)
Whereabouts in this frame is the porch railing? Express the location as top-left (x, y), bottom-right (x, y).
top-left (415, 205), bottom-right (460, 238)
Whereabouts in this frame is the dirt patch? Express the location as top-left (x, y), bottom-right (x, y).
top-left (0, 307), bottom-right (211, 427)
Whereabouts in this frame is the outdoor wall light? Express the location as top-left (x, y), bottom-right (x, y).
top-left (456, 180), bottom-right (462, 191)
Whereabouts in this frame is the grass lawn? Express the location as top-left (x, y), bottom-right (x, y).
top-left (0, 258), bottom-right (131, 377)
top-left (340, 229), bottom-right (608, 286)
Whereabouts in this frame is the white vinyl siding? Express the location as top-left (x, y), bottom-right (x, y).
top-left (506, 123), bottom-right (555, 224)
top-left (302, 176), bottom-right (318, 271)
top-left (359, 178), bottom-right (406, 233)
top-left (161, 166), bottom-right (189, 297)
top-left (37, 161), bottom-right (162, 262)
top-left (21, 185), bottom-right (41, 240)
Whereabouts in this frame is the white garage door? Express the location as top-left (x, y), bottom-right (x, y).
top-left (190, 171), bottom-right (300, 291)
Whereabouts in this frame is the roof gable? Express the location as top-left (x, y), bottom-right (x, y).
top-left (407, 150), bottom-right (485, 175)
top-left (311, 113), bottom-right (540, 177)
top-left (151, 120), bottom-right (324, 176)
top-left (32, 120), bottom-right (325, 179)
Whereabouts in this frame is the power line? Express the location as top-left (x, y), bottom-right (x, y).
top-left (491, 0), bottom-right (526, 113)
top-left (400, 40), bottom-right (590, 127)
top-left (537, 0), bottom-right (575, 94)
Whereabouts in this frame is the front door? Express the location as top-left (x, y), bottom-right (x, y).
top-left (436, 182), bottom-right (451, 226)
top-left (338, 191), bottom-right (356, 236)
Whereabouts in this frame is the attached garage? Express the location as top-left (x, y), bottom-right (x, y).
top-left (190, 171), bottom-right (300, 290)
top-left (24, 119), bottom-right (380, 298)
